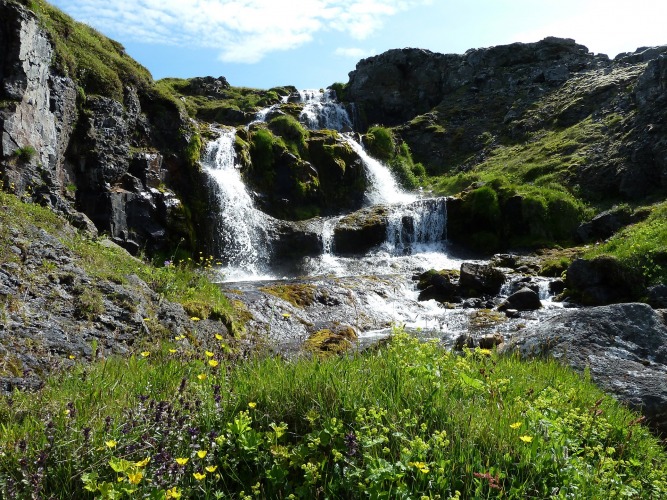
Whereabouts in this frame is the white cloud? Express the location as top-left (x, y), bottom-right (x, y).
top-left (334, 47), bottom-right (374, 59)
top-left (54, 0), bottom-right (430, 63)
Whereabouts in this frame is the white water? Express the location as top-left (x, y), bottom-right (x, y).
top-left (202, 128), bottom-right (275, 282)
top-left (207, 90), bottom-right (454, 282)
top-left (299, 89), bottom-right (354, 131)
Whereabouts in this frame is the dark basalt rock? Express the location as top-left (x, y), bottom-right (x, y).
top-left (501, 303), bottom-right (667, 436)
top-left (565, 257), bottom-right (641, 305)
top-left (498, 287), bottom-right (542, 311)
top-left (459, 262), bottom-right (506, 297)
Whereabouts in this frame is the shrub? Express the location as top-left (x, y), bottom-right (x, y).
top-left (365, 126), bottom-right (395, 160)
top-left (14, 145), bottom-right (37, 163)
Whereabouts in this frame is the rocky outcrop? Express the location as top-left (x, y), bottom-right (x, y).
top-left (565, 257), bottom-right (642, 305)
top-left (501, 303), bottom-right (667, 436)
top-left (347, 38), bottom-right (603, 127)
top-left (459, 262), bottom-right (506, 296)
top-left (0, 0), bottom-right (198, 255)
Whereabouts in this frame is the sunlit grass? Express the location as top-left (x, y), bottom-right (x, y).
top-left (1, 332), bottom-right (664, 498)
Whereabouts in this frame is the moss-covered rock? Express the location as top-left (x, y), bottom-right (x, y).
top-left (304, 325), bottom-right (357, 357)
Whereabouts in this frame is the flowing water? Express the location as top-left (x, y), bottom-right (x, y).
top-left (202, 90), bottom-right (561, 348)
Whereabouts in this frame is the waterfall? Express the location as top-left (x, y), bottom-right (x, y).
top-left (299, 89), bottom-right (353, 131)
top-left (384, 198), bottom-right (448, 254)
top-left (343, 135), bottom-right (416, 206)
top-left (202, 128), bottom-right (273, 281)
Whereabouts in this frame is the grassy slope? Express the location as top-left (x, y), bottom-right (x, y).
top-left (0, 188), bottom-right (238, 329)
top-left (0, 333), bottom-right (665, 498)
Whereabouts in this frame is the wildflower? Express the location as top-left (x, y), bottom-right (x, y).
top-left (127, 472), bottom-right (143, 484)
top-left (478, 349), bottom-right (492, 356)
top-left (519, 435), bottom-right (533, 443)
top-left (197, 450), bottom-right (207, 459)
top-left (135, 457), bottom-right (151, 467)
top-left (408, 461), bottom-right (430, 473)
top-left (205, 465), bottom-right (218, 473)
top-left (164, 260), bottom-right (172, 267)
top-left (191, 317), bottom-right (201, 322)
top-left (197, 373), bottom-right (207, 381)
top-left (193, 472), bottom-right (206, 481)
top-left (166, 487), bottom-right (182, 499)
top-left (175, 457), bottom-right (189, 465)
top-left (143, 317), bottom-right (151, 322)
top-left (140, 351), bottom-right (150, 357)
top-left (215, 334), bottom-right (224, 340)
top-left (105, 440), bottom-right (117, 448)
top-left (205, 351), bottom-right (214, 358)
top-left (282, 313), bottom-right (291, 318)
top-left (248, 402), bottom-right (257, 409)
top-left (208, 359), bottom-right (219, 367)
top-left (175, 335), bottom-right (185, 341)
top-left (509, 422), bottom-right (522, 429)
top-left (68, 354), bottom-right (76, 360)
top-left (169, 349), bottom-right (178, 354)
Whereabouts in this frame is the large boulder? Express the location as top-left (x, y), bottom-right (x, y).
top-left (459, 262), bottom-right (506, 297)
top-left (416, 269), bottom-right (460, 303)
top-left (498, 287), bottom-right (542, 311)
top-left (565, 257), bottom-right (642, 305)
top-left (501, 303), bottom-right (667, 436)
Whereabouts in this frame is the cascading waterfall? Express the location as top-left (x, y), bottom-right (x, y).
top-left (202, 128), bottom-right (273, 281)
top-left (384, 198), bottom-right (448, 254)
top-left (343, 135), bottom-right (416, 206)
top-left (299, 89), bottom-right (354, 131)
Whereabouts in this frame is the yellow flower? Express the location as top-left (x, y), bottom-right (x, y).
top-left (175, 335), bottom-right (185, 341)
top-left (143, 317), bottom-right (151, 322)
top-left (197, 450), bottom-right (207, 459)
top-left (193, 472), bottom-right (206, 481)
top-left (208, 359), bottom-right (219, 367)
top-left (205, 351), bottom-right (214, 358)
top-left (127, 472), bottom-right (143, 484)
top-left (190, 317), bottom-right (201, 322)
top-left (169, 349), bottom-right (178, 354)
top-left (135, 457), bottom-right (151, 467)
top-left (248, 402), bottom-right (257, 409)
top-left (197, 373), bottom-right (207, 381)
top-left (215, 334), bottom-right (224, 340)
top-left (166, 487), bottom-right (182, 499)
top-left (281, 313), bottom-right (291, 318)
top-left (140, 351), bottom-right (150, 357)
top-left (105, 440), bottom-right (117, 448)
top-left (509, 422), bottom-right (522, 429)
top-left (519, 435), bottom-right (533, 443)
top-left (68, 354), bottom-right (76, 360)
top-left (175, 457), bottom-right (189, 465)
top-left (205, 465), bottom-right (218, 473)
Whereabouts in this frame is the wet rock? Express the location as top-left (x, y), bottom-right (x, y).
top-left (501, 303), bottom-right (667, 436)
top-left (479, 333), bottom-right (504, 350)
top-left (499, 287), bottom-right (542, 311)
top-left (416, 269), bottom-right (459, 303)
top-left (549, 279), bottom-right (566, 295)
top-left (459, 262), bottom-right (506, 297)
top-left (454, 334), bottom-right (475, 351)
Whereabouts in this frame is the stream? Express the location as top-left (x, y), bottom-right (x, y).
top-left (202, 89), bottom-right (564, 353)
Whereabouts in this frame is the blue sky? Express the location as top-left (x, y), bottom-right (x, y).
top-left (49, 0), bottom-right (667, 90)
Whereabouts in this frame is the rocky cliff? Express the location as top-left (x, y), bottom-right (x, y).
top-left (0, 0), bottom-right (203, 256)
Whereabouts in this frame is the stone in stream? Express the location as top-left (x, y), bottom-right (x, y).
top-left (459, 262), bottom-right (506, 297)
top-left (498, 287), bottom-right (542, 311)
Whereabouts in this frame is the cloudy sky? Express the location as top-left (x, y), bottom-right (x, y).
top-left (49, 0), bottom-right (667, 89)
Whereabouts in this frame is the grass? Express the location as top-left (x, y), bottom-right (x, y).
top-left (0, 332), bottom-right (665, 498)
top-left (0, 187), bottom-right (240, 333)
top-left (584, 201), bottom-right (667, 286)
top-left (23, 0), bottom-right (153, 101)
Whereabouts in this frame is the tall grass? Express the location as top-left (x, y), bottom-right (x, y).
top-left (1, 332), bottom-right (665, 498)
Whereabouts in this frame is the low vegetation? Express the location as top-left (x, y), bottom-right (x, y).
top-left (21, 0), bottom-right (153, 101)
top-left (585, 201), bottom-right (667, 286)
top-left (0, 332), bottom-right (665, 498)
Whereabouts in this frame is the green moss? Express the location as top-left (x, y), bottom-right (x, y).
top-left (268, 114), bottom-right (308, 156)
top-left (260, 283), bottom-right (317, 308)
top-left (304, 327), bottom-right (357, 357)
top-left (26, 0), bottom-right (152, 101)
top-left (328, 82), bottom-right (348, 101)
top-left (364, 126), bottom-right (395, 161)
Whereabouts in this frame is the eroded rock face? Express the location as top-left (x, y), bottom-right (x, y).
top-left (501, 303), bottom-right (667, 436)
top-left (0, 1), bottom-right (195, 255)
